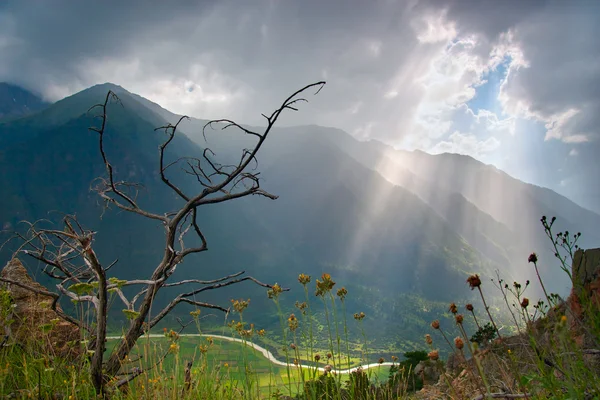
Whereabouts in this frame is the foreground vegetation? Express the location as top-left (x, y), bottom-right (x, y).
top-left (1, 216), bottom-right (599, 399)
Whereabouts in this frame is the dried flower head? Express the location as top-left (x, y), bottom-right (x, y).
top-left (425, 334), bottom-right (433, 345)
top-left (449, 303), bottom-right (458, 314)
top-left (315, 273), bottom-right (336, 296)
top-left (324, 364), bottom-right (332, 373)
top-left (298, 274), bottom-right (311, 285)
top-left (295, 301), bottom-right (308, 314)
top-left (287, 314), bottom-right (299, 332)
top-left (528, 253), bottom-right (538, 263)
top-left (428, 350), bottom-right (439, 361)
top-left (466, 303), bottom-right (474, 312)
top-left (520, 298), bottom-right (529, 308)
top-left (231, 299), bottom-right (250, 314)
top-left (314, 354), bottom-right (321, 362)
top-left (336, 287), bottom-right (348, 300)
top-left (455, 314), bottom-right (464, 324)
top-left (454, 337), bottom-right (464, 350)
top-left (431, 320), bottom-right (440, 330)
top-left (467, 274), bottom-right (482, 289)
top-left (353, 312), bottom-right (366, 321)
top-left (378, 357), bottom-right (385, 364)
top-left (290, 343), bottom-right (297, 350)
top-left (267, 283), bottom-right (283, 299)
top-left (327, 353), bottom-right (332, 359)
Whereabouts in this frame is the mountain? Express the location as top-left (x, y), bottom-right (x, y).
top-left (1, 82), bottom-right (596, 350)
top-left (176, 119), bottom-right (600, 295)
top-left (0, 83), bottom-right (49, 120)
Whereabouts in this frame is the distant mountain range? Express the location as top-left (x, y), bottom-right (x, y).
top-left (0, 82), bottom-right (49, 119)
top-left (1, 82), bottom-right (598, 348)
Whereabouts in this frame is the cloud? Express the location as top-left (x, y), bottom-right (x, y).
top-left (0, 0), bottom-right (597, 164)
top-left (431, 131), bottom-right (501, 158)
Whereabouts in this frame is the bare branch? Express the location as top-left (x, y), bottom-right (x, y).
top-left (156, 115), bottom-right (191, 201)
top-left (88, 91), bottom-right (167, 223)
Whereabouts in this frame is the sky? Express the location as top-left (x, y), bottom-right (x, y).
top-left (1, 0), bottom-right (599, 212)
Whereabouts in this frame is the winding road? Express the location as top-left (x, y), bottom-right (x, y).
top-left (106, 333), bottom-right (395, 374)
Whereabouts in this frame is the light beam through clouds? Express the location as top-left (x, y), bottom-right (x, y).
top-left (0, 0), bottom-right (598, 211)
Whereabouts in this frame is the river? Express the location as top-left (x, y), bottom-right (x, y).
top-left (106, 333), bottom-right (395, 374)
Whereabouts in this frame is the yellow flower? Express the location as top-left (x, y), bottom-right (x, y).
top-left (561, 315), bottom-right (567, 323)
top-left (267, 283), bottom-right (283, 299)
top-left (224, 362), bottom-right (229, 368)
top-left (169, 343), bottom-right (179, 353)
top-left (288, 314), bottom-right (299, 331)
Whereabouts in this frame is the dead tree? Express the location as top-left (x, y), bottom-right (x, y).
top-left (1, 81), bottom-right (326, 394)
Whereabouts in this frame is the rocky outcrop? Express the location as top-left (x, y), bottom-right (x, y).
top-left (414, 360), bottom-right (440, 385)
top-left (0, 258), bottom-right (80, 358)
top-left (568, 248), bottom-right (600, 348)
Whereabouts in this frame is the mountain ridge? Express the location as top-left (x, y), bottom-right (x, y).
top-left (0, 81), bottom-right (595, 347)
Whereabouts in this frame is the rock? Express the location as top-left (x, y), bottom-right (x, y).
top-left (445, 351), bottom-right (466, 376)
top-left (568, 248), bottom-right (600, 348)
top-left (0, 258), bottom-right (80, 358)
top-left (414, 360), bottom-right (440, 385)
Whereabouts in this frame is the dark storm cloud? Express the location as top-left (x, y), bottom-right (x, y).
top-left (1, 0), bottom-right (598, 149)
top-left (0, 0), bottom-right (444, 135)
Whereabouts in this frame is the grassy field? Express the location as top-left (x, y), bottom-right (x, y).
top-left (106, 334), bottom-right (392, 397)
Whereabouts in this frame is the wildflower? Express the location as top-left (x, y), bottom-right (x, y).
top-left (314, 354), bottom-right (321, 362)
top-left (466, 303), bottom-right (474, 311)
top-left (190, 309), bottom-right (201, 318)
top-left (293, 358), bottom-right (299, 366)
top-left (231, 298), bottom-right (250, 314)
top-left (169, 343), bottom-right (179, 353)
top-left (528, 253), bottom-right (538, 264)
top-left (467, 274), bottom-right (482, 289)
top-left (290, 343), bottom-right (297, 350)
top-left (288, 314), bottom-right (299, 331)
top-left (425, 334), bottom-right (433, 345)
top-left (224, 363), bottom-right (229, 368)
top-left (391, 355), bottom-right (398, 362)
top-left (561, 315), bottom-right (567, 323)
top-left (298, 274), bottom-right (311, 285)
top-left (428, 350), bottom-right (439, 361)
top-left (199, 344), bottom-right (209, 354)
top-left (521, 298), bottom-right (529, 308)
top-left (353, 311), bottom-right (366, 321)
top-left (315, 273), bottom-right (335, 296)
top-left (324, 364), bottom-right (332, 373)
top-left (336, 287), bottom-right (348, 300)
top-left (378, 357), bottom-right (384, 364)
top-left (431, 320), bottom-right (440, 330)
top-left (454, 337), bottom-right (464, 350)
top-left (257, 329), bottom-right (266, 336)
top-left (295, 301), bottom-right (308, 314)
top-left (449, 303), bottom-right (458, 314)
top-left (455, 314), bottom-right (464, 324)
top-left (327, 353), bottom-right (332, 359)
top-left (267, 283), bottom-right (283, 299)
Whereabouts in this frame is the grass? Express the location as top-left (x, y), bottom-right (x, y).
top-left (1, 216), bottom-right (599, 399)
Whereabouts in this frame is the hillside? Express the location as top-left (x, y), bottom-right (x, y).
top-left (2, 82), bottom-right (596, 348)
top-left (0, 82), bottom-right (49, 120)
